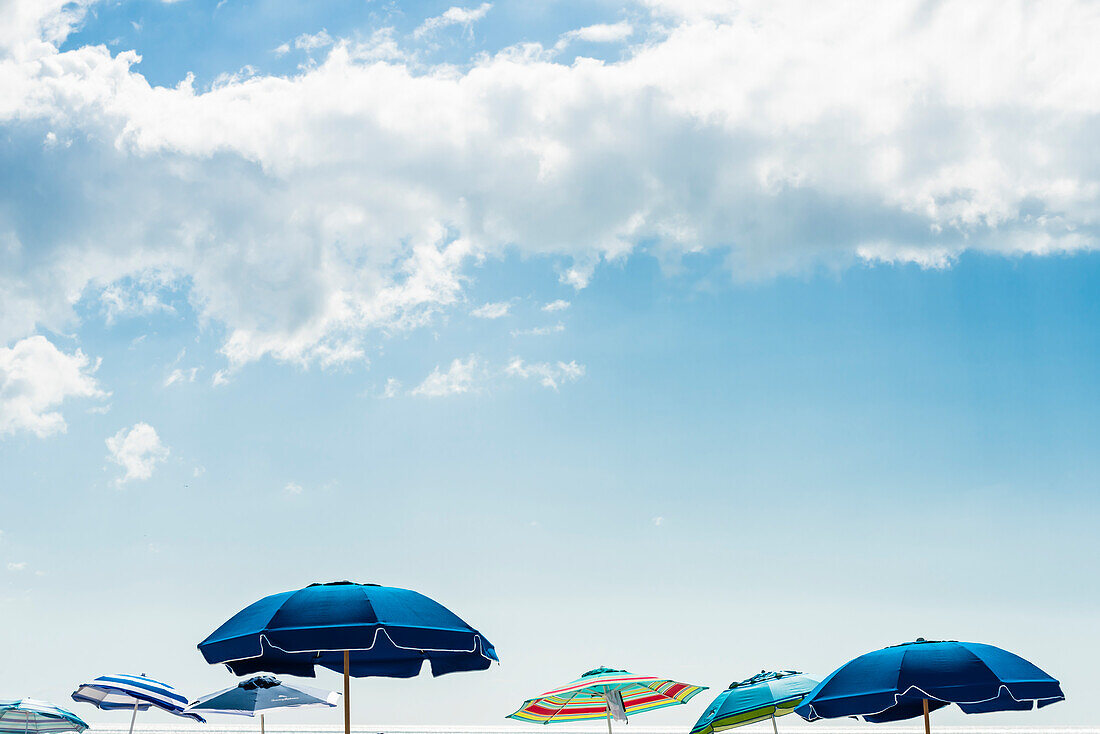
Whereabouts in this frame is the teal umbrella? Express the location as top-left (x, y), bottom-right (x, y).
top-left (0, 700), bottom-right (89, 734)
top-left (692, 671), bottom-right (818, 734)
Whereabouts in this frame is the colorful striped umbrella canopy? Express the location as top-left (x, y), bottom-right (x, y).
top-left (0, 700), bottom-right (89, 734)
top-left (508, 667), bottom-right (707, 733)
top-left (71, 673), bottom-right (204, 734)
top-left (691, 671), bottom-right (819, 734)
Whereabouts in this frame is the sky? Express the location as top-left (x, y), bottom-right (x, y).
top-left (1, 0), bottom-right (1099, 729)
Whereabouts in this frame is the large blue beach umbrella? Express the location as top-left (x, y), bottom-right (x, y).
top-left (186, 676), bottom-right (340, 734)
top-left (692, 671), bottom-right (819, 734)
top-left (0, 699), bottom-right (89, 734)
top-left (71, 673), bottom-right (205, 734)
top-left (795, 639), bottom-right (1064, 734)
top-left (198, 581), bottom-right (498, 734)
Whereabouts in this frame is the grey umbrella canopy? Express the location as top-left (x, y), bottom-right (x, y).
top-left (186, 677), bottom-right (339, 733)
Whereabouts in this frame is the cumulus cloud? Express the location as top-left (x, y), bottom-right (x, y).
top-left (284, 481), bottom-right (303, 494)
top-left (414, 3), bottom-right (492, 39)
top-left (505, 357), bottom-right (584, 389)
top-left (7, 561), bottom-right (26, 571)
top-left (0, 336), bottom-right (106, 438)
top-left (542, 299), bottom-right (570, 312)
top-left (1, 0), bottom-right (1099, 378)
top-left (106, 422), bottom-right (169, 483)
top-left (411, 355), bottom-right (479, 397)
top-left (470, 301), bottom-right (510, 319)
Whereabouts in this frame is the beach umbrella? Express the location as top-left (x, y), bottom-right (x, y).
top-left (794, 638), bottom-right (1064, 734)
top-left (198, 581), bottom-right (498, 734)
top-left (186, 675), bottom-right (340, 734)
top-left (71, 673), bottom-right (205, 734)
top-left (508, 667), bottom-right (708, 734)
top-left (692, 671), bottom-right (819, 734)
top-left (0, 699), bottom-right (89, 734)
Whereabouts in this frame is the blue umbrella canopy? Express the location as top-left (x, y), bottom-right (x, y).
top-left (187, 676), bottom-right (340, 717)
top-left (794, 639), bottom-right (1064, 728)
top-left (198, 581), bottom-right (498, 734)
top-left (692, 671), bottom-right (819, 734)
top-left (0, 700), bottom-right (89, 734)
top-left (198, 581), bottom-right (498, 678)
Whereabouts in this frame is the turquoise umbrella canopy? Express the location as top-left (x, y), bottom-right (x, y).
top-left (692, 671), bottom-right (818, 734)
top-left (0, 699), bottom-right (89, 734)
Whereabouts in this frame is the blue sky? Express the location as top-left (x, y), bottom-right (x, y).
top-left (1, 0), bottom-right (1098, 729)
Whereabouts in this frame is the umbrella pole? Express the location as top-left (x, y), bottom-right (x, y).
top-left (260, 715), bottom-right (265, 734)
top-left (128, 702), bottom-right (140, 734)
top-left (771, 715), bottom-right (778, 734)
top-left (605, 707), bottom-right (612, 734)
top-left (344, 649), bottom-right (351, 734)
top-left (922, 699), bottom-right (931, 734)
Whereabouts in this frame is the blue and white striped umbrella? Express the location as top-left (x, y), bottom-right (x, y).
top-left (72, 673), bottom-right (204, 734)
top-left (0, 699), bottom-right (89, 734)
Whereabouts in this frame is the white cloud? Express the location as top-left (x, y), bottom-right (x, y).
top-left (411, 355), bottom-right (479, 397)
top-left (284, 481), bottom-right (303, 494)
top-left (106, 422), bottom-right (169, 483)
top-left (293, 29), bottom-right (334, 53)
top-left (557, 21), bottom-right (633, 47)
top-left (381, 377), bottom-right (401, 398)
top-left (414, 3), bottom-right (492, 39)
top-left (312, 341), bottom-right (366, 369)
top-left (505, 357), bottom-right (584, 390)
top-left (511, 323), bottom-right (565, 337)
top-left (0, 336), bottom-right (106, 438)
top-left (2, 0), bottom-right (1100, 377)
top-left (211, 369), bottom-right (231, 387)
top-left (7, 561), bottom-right (26, 571)
top-left (652, 516), bottom-right (664, 527)
top-left (542, 299), bottom-right (570, 312)
top-left (164, 367), bottom-right (198, 386)
top-left (470, 301), bottom-right (510, 319)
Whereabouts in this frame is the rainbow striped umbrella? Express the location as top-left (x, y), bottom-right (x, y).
top-left (508, 667), bottom-right (707, 734)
